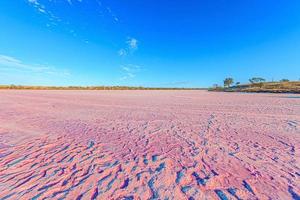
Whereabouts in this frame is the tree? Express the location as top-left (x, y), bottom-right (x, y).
top-left (224, 78), bottom-right (234, 88)
top-left (236, 82), bottom-right (241, 86)
top-left (280, 79), bottom-right (289, 82)
top-left (249, 77), bottom-right (266, 84)
top-left (213, 84), bottom-right (219, 88)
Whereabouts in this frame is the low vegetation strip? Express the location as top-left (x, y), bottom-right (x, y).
top-left (0, 85), bottom-right (204, 90)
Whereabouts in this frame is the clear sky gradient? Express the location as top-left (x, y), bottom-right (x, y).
top-left (0, 0), bottom-right (300, 87)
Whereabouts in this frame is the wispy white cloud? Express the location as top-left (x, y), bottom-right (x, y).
top-left (120, 64), bottom-right (141, 80)
top-left (27, 0), bottom-right (119, 43)
top-left (118, 48), bottom-right (126, 57)
top-left (105, 6), bottom-right (119, 23)
top-left (28, 0), bottom-right (38, 5)
top-left (118, 49), bottom-right (127, 57)
top-left (127, 38), bottom-right (138, 50)
top-left (114, 17), bottom-right (119, 22)
top-left (28, 0), bottom-right (82, 5)
top-left (0, 54), bottom-right (70, 77)
top-left (27, 0), bottom-right (62, 26)
top-left (28, 0), bottom-right (44, 13)
top-left (27, 0), bottom-right (86, 20)
top-left (118, 37), bottom-right (139, 57)
top-left (65, 0), bottom-right (83, 5)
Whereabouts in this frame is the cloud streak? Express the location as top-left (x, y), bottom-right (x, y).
top-left (120, 64), bottom-right (141, 80)
top-left (27, 0), bottom-right (60, 22)
top-left (118, 37), bottom-right (139, 57)
top-left (0, 54), bottom-right (70, 77)
top-left (127, 38), bottom-right (138, 50)
top-left (27, 0), bottom-right (119, 40)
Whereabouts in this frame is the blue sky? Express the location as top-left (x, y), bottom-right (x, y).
top-left (0, 0), bottom-right (300, 87)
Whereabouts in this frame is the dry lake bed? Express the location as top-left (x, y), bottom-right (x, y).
top-left (0, 90), bottom-right (299, 200)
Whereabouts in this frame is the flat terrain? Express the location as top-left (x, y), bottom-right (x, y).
top-left (0, 90), bottom-right (299, 200)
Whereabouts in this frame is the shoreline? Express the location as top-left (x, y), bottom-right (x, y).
top-left (0, 85), bottom-right (206, 91)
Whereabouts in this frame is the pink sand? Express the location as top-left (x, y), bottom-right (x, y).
top-left (0, 90), bottom-right (299, 199)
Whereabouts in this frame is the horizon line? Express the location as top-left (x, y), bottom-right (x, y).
top-left (0, 84), bottom-right (207, 90)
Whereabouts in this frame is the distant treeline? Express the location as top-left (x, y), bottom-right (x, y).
top-left (210, 77), bottom-right (300, 93)
top-left (0, 85), bottom-right (205, 90)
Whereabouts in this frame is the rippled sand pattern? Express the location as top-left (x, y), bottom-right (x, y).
top-left (0, 90), bottom-right (299, 200)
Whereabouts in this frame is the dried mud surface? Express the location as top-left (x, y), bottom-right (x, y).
top-left (0, 90), bottom-right (299, 200)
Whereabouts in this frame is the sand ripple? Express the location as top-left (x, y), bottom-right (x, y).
top-left (0, 90), bottom-right (299, 199)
